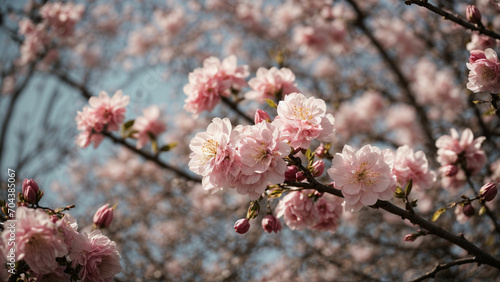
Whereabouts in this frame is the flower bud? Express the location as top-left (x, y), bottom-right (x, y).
top-left (462, 203), bottom-right (475, 217)
top-left (285, 165), bottom-right (299, 181)
top-left (261, 215), bottom-right (282, 233)
top-left (479, 182), bottom-right (497, 202)
top-left (315, 144), bottom-right (326, 158)
top-left (296, 171), bottom-right (306, 182)
top-left (439, 164), bottom-right (459, 177)
top-left (404, 234), bottom-right (416, 242)
top-left (466, 5), bottom-right (482, 24)
top-left (93, 203), bottom-right (114, 228)
top-left (254, 109), bottom-right (271, 124)
top-left (234, 218), bottom-right (250, 234)
top-left (22, 179), bottom-right (39, 204)
top-left (311, 160), bottom-right (325, 177)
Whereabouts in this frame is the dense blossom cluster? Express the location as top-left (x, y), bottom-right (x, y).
top-left (436, 128), bottom-right (486, 190)
top-left (75, 90), bottom-right (130, 148)
top-left (183, 55), bottom-right (249, 116)
top-left (1, 206), bottom-right (121, 281)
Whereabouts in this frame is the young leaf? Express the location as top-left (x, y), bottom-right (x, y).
top-left (265, 98), bottom-right (277, 109)
top-left (432, 207), bottom-right (447, 222)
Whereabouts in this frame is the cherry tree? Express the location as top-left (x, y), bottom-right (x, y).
top-left (1, 0), bottom-right (500, 281)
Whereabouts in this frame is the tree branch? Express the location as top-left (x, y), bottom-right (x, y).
top-left (404, 0), bottom-right (500, 41)
top-left (410, 257), bottom-right (480, 282)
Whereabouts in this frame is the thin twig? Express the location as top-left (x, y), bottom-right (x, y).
top-left (410, 257), bottom-right (479, 282)
top-left (404, 0), bottom-right (500, 41)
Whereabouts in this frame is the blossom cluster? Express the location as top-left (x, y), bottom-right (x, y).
top-left (467, 48), bottom-right (500, 94)
top-left (436, 128), bottom-right (486, 190)
top-left (189, 92), bottom-right (335, 199)
top-left (75, 90), bottom-right (130, 148)
top-left (184, 55), bottom-right (249, 116)
top-left (275, 191), bottom-right (342, 232)
top-left (1, 207), bottom-right (121, 281)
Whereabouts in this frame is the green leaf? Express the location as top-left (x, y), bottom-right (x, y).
top-left (432, 207), bottom-right (447, 222)
top-left (265, 99), bottom-right (277, 109)
top-left (394, 187), bottom-right (404, 199)
top-left (160, 142), bottom-right (178, 152)
top-left (405, 179), bottom-right (413, 196)
top-left (268, 188), bottom-right (284, 199)
top-left (478, 206), bottom-right (486, 216)
top-left (247, 201), bottom-right (260, 220)
top-left (411, 199), bottom-right (418, 207)
top-left (123, 120), bottom-right (135, 130)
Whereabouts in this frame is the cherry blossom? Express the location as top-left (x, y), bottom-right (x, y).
top-left (275, 190), bottom-right (319, 230)
top-left (327, 144), bottom-right (397, 212)
top-left (245, 67), bottom-right (299, 103)
top-left (273, 92), bottom-right (335, 149)
top-left (466, 48), bottom-right (500, 93)
top-left (393, 145), bottom-right (436, 191)
top-left (132, 105), bottom-right (166, 149)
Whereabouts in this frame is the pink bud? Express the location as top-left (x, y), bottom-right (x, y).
top-left (261, 215), bottom-right (282, 233)
top-left (284, 165), bottom-right (299, 181)
top-left (50, 215), bottom-right (59, 223)
top-left (254, 109), bottom-right (271, 124)
top-left (234, 218), bottom-right (250, 234)
top-left (479, 183), bottom-right (497, 202)
top-left (404, 234), bottom-right (416, 242)
top-left (315, 144), bottom-right (326, 158)
top-left (439, 165), bottom-right (459, 177)
top-left (466, 5), bottom-right (482, 24)
top-left (22, 179), bottom-right (39, 204)
top-left (311, 160), bottom-right (325, 177)
top-left (296, 171), bottom-right (306, 182)
top-left (462, 203), bottom-right (475, 217)
top-left (93, 203), bottom-right (114, 228)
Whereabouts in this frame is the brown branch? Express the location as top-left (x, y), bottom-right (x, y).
top-left (345, 0), bottom-right (437, 154)
top-left (404, 0), bottom-right (500, 41)
top-left (55, 72), bottom-right (202, 183)
top-left (410, 257), bottom-right (480, 282)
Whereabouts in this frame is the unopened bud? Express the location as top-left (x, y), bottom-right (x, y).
top-left (22, 179), bottom-right (39, 204)
top-left (462, 203), bottom-right (475, 217)
top-left (315, 144), bottom-right (326, 158)
top-left (479, 182), bottom-right (497, 202)
top-left (404, 233), bottom-right (417, 242)
top-left (311, 160), bottom-right (325, 177)
top-left (439, 165), bottom-right (459, 177)
top-left (285, 166), bottom-right (299, 181)
top-left (254, 109), bottom-right (271, 124)
top-left (262, 215), bottom-right (282, 233)
top-left (466, 5), bottom-right (482, 24)
top-left (234, 218), bottom-right (250, 234)
top-left (93, 203), bottom-right (114, 228)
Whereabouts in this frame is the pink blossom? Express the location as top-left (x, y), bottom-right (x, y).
top-left (334, 91), bottom-right (384, 139)
top-left (275, 190), bottom-right (319, 230)
top-left (17, 19), bottom-right (50, 65)
top-left (254, 109), bottom-right (271, 124)
top-left (189, 117), bottom-right (241, 191)
top-left (245, 67), bottom-right (299, 103)
top-left (273, 92), bottom-right (335, 149)
top-left (184, 55), bottom-right (249, 116)
top-left (40, 2), bottom-right (84, 37)
top-left (466, 32), bottom-right (497, 51)
top-left (70, 230), bottom-right (122, 282)
top-left (3, 207), bottom-right (67, 274)
top-left (393, 145), bottom-right (436, 191)
top-left (132, 105), bottom-right (166, 149)
top-left (310, 194), bottom-right (342, 232)
top-left (327, 145), bottom-right (397, 212)
top-left (261, 215), bottom-right (282, 233)
top-left (59, 213), bottom-right (79, 250)
top-left (466, 48), bottom-right (500, 93)
top-left (75, 90), bottom-right (130, 148)
top-left (93, 204), bottom-right (114, 228)
top-left (235, 121), bottom-right (291, 199)
top-left (436, 128), bottom-right (486, 175)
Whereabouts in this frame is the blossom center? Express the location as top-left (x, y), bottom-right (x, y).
top-left (349, 162), bottom-right (379, 186)
top-left (201, 139), bottom-right (218, 163)
top-left (293, 106), bottom-right (312, 120)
